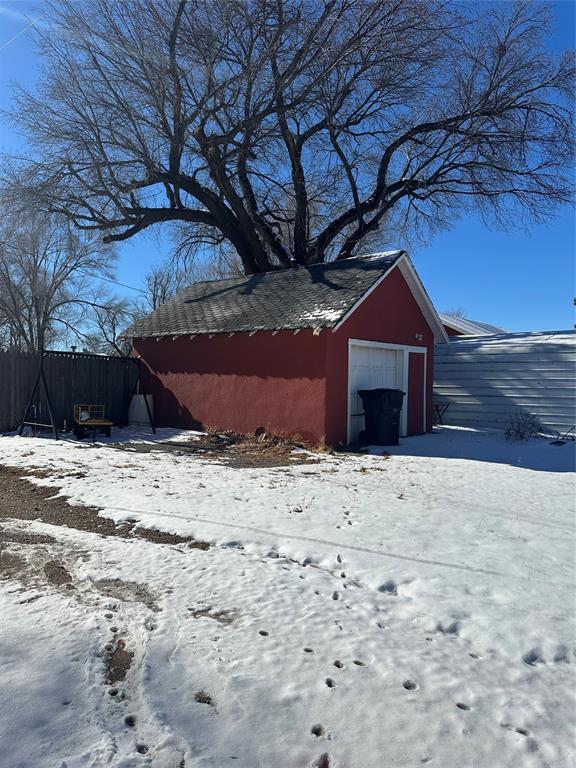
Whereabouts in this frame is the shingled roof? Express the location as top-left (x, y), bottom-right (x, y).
top-left (128, 251), bottom-right (405, 338)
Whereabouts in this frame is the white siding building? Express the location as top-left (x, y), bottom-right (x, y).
top-left (434, 330), bottom-right (576, 434)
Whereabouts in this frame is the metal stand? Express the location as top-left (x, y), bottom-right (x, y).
top-left (18, 351), bottom-right (59, 439)
top-left (127, 359), bottom-right (156, 434)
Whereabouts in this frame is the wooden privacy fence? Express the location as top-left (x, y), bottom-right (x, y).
top-left (433, 330), bottom-right (576, 434)
top-left (0, 349), bottom-right (140, 434)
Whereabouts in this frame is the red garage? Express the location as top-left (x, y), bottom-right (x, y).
top-left (129, 251), bottom-right (448, 446)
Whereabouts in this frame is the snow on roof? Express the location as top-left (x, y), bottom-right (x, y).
top-left (443, 329), bottom-right (576, 347)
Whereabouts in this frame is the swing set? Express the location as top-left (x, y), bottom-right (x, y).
top-left (18, 350), bottom-right (154, 441)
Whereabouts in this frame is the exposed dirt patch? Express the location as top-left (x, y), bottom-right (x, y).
top-left (107, 639), bottom-right (134, 684)
top-left (113, 430), bottom-right (325, 468)
top-left (187, 606), bottom-right (237, 624)
top-left (354, 462), bottom-right (390, 472)
top-left (0, 465), bottom-right (209, 550)
top-left (194, 690), bottom-right (215, 707)
top-left (44, 559), bottom-right (73, 586)
top-left (0, 549), bottom-right (26, 579)
top-left (94, 577), bottom-right (159, 611)
top-left (136, 528), bottom-right (209, 549)
top-left (0, 526), bottom-right (56, 545)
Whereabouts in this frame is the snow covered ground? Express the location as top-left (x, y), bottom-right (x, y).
top-left (0, 427), bottom-right (574, 768)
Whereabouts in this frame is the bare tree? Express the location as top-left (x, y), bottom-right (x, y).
top-left (4, 0), bottom-right (574, 275)
top-left (0, 213), bottom-right (118, 351)
top-left (83, 293), bottom-right (136, 355)
top-left (442, 308), bottom-right (468, 319)
top-left (141, 248), bottom-right (244, 312)
top-left (141, 264), bottom-right (190, 311)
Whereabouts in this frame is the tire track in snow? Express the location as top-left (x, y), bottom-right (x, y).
top-left (93, 504), bottom-right (506, 577)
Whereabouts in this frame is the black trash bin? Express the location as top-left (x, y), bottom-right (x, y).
top-left (357, 388), bottom-right (405, 446)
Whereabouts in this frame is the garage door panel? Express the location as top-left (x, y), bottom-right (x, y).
top-left (348, 345), bottom-right (404, 443)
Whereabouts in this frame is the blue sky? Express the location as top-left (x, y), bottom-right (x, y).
top-left (0, 0), bottom-right (574, 332)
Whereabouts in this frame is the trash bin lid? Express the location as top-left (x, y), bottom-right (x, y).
top-left (358, 388), bottom-right (405, 410)
top-left (357, 388), bottom-right (405, 395)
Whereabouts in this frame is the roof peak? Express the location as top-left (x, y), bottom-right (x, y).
top-left (178, 250), bottom-right (405, 289)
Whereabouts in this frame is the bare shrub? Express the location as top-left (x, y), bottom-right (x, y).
top-left (505, 412), bottom-right (544, 442)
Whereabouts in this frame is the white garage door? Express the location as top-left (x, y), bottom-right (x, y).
top-left (348, 344), bottom-right (404, 443)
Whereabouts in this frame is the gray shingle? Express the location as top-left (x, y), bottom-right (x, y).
top-left (128, 251), bottom-right (403, 338)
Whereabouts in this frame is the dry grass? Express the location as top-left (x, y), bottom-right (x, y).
top-left (114, 428), bottom-right (329, 468)
top-left (199, 428), bottom-right (328, 468)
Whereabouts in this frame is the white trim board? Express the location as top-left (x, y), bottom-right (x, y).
top-left (334, 253), bottom-right (449, 344)
top-left (349, 338), bottom-right (427, 353)
top-left (396, 256), bottom-right (449, 343)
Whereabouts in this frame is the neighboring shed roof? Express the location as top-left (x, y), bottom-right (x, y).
top-left (440, 314), bottom-right (506, 336)
top-left (129, 252), bottom-right (404, 338)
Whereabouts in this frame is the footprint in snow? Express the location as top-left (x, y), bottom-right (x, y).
top-left (522, 648), bottom-right (544, 666)
top-left (501, 725), bottom-right (539, 751)
top-left (501, 723), bottom-right (529, 736)
top-left (332, 591), bottom-right (340, 601)
top-left (403, 679), bottom-right (418, 690)
top-left (378, 580), bottom-right (397, 595)
top-left (333, 660), bottom-right (344, 669)
top-left (456, 702), bottom-right (471, 711)
top-left (311, 724), bottom-right (325, 737)
top-left (376, 621), bottom-right (387, 630)
top-left (436, 620), bottom-right (461, 636)
top-left (303, 647), bottom-right (314, 653)
top-left (258, 630), bottom-right (269, 637)
top-left (313, 753), bottom-right (332, 768)
top-left (553, 644), bottom-right (571, 663)
top-left (325, 678), bottom-right (336, 688)
top-left (353, 660), bottom-right (366, 667)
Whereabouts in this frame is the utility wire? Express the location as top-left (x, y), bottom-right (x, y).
top-left (0, 11), bottom-right (48, 53)
top-left (86, 272), bottom-right (147, 295)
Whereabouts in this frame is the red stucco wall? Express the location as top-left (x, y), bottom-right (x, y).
top-left (133, 264), bottom-right (436, 446)
top-left (324, 266), bottom-right (435, 445)
top-left (133, 330), bottom-right (329, 443)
